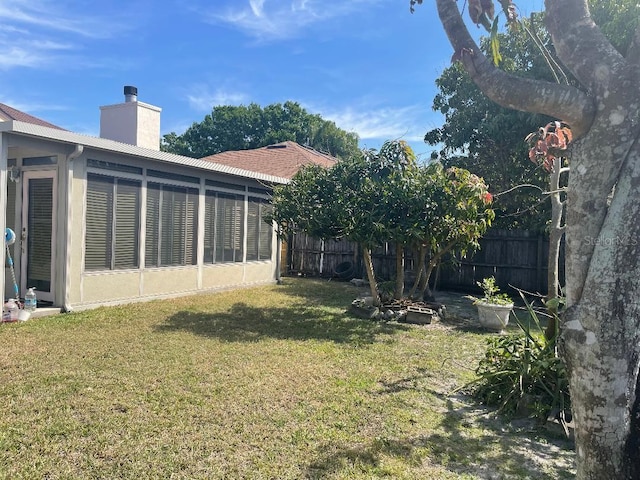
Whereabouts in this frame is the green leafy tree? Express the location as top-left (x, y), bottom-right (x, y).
top-left (407, 163), bottom-right (494, 300)
top-left (425, 15), bottom-right (555, 231)
top-left (161, 101), bottom-right (359, 160)
top-left (269, 149), bottom-right (387, 305)
top-left (270, 140), bottom-right (494, 305)
top-left (426, 1), bottom-right (637, 231)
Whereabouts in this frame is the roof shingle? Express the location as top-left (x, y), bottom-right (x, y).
top-left (0, 103), bottom-right (65, 130)
top-left (201, 141), bottom-right (338, 179)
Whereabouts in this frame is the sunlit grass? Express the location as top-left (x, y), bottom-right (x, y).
top-left (0, 278), bottom-right (574, 479)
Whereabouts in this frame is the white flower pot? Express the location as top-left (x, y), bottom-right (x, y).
top-left (476, 301), bottom-right (513, 332)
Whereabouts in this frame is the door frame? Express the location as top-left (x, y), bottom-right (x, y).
top-left (20, 170), bottom-right (57, 303)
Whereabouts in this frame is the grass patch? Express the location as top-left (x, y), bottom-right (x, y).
top-left (0, 278), bottom-right (574, 479)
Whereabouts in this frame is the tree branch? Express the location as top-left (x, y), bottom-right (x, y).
top-left (544, 0), bottom-right (628, 95)
top-left (435, 0), bottom-right (596, 139)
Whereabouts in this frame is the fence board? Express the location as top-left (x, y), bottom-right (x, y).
top-left (287, 229), bottom-right (565, 295)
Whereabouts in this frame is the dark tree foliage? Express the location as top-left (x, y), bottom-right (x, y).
top-left (425, 1), bottom-right (638, 231)
top-left (161, 101), bottom-right (360, 160)
top-left (425, 15), bottom-right (555, 232)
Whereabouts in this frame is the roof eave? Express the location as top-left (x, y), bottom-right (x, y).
top-left (0, 120), bottom-right (289, 185)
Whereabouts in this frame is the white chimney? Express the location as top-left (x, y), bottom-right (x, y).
top-left (99, 86), bottom-right (161, 150)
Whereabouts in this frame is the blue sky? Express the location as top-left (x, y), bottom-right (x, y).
top-left (0, 0), bottom-right (465, 160)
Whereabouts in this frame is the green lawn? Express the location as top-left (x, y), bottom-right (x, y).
top-left (0, 278), bottom-right (574, 479)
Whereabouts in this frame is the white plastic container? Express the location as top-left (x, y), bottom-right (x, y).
top-left (2, 302), bottom-right (10, 322)
top-left (6, 299), bottom-right (18, 322)
top-left (24, 288), bottom-right (37, 312)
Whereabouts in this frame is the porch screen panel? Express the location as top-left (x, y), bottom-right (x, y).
top-left (214, 195), bottom-right (226, 263)
top-left (247, 198), bottom-right (273, 261)
top-left (113, 179), bottom-right (140, 269)
top-left (185, 188), bottom-right (198, 265)
top-left (258, 202), bottom-right (273, 260)
top-left (160, 186), bottom-right (183, 266)
top-left (86, 174), bottom-right (141, 271)
top-left (145, 183), bottom-right (161, 267)
top-left (85, 175), bottom-right (114, 270)
top-left (246, 200), bottom-right (260, 261)
top-left (215, 193), bottom-right (243, 263)
top-left (27, 178), bottom-right (53, 291)
top-left (147, 183), bottom-right (198, 267)
top-left (203, 192), bottom-right (216, 263)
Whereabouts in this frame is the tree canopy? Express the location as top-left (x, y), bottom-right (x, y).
top-left (269, 140), bottom-right (494, 304)
top-left (161, 101), bottom-right (360, 160)
top-left (425, 12), bottom-right (567, 231)
top-left (425, 1), bottom-right (638, 232)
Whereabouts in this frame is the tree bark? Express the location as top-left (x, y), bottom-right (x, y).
top-left (362, 245), bottom-right (381, 307)
top-left (409, 244), bottom-right (426, 299)
top-left (545, 157), bottom-right (564, 340)
top-left (430, 0), bottom-right (640, 477)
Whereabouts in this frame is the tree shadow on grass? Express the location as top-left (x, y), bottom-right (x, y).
top-left (276, 277), bottom-right (364, 308)
top-left (306, 392), bottom-right (575, 479)
top-left (155, 302), bottom-right (409, 344)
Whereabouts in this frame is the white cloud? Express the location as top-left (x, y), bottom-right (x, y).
top-left (319, 104), bottom-right (426, 143)
top-left (0, 0), bottom-right (123, 39)
top-left (204, 0), bottom-right (382, 40)
top-left (0, 0), bottom-right (136, 71)
top-left (0, 98), bottom-right (67, 114)
top-left (186, 86), bottom-right (250, 112)
top-left (0, 46), bottom-right (48, 69)
top-left (249, 0), bottom-right (266, 17)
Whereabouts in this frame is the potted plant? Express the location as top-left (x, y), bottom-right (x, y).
top-left (473, 276), bottom-right (513, 332)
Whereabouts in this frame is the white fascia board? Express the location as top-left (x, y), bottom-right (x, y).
top-left (0, 120), bottom-right (290, 185)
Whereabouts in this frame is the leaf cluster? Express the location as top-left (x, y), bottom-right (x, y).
top-left (426, 17), bottom-right (558, 232)
top-left (475, 276), bottom-right (512, 305)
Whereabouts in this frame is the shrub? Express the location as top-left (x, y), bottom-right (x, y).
top-left (471, 296), bottom-right (571, 428)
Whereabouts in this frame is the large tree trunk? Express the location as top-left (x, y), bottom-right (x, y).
top-left (561, 135), bottom-right (640, 479)
top-left (430, 0), bottom-right (640, 477)
top-left (362, 245), bottom-right (381, 307)
top-left (409, 244), bottom-right (427, 298)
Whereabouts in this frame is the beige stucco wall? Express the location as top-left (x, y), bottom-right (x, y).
top-left (66, 153), bottom-right (86, 306)
top-left (202, 263), bottom-right (245, 288)
top-left (244, 261), bottom-right (277, 283)
top-left (135, 103), bottom-right (161, 151)
top-left (77, 263), bottom-right (275, 310)
top-left (81, 271), bottom-right (141, 304)
top-left (142, 267), bottom-right (199, 296)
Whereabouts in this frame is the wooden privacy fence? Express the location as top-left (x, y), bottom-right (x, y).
top-left (286, 229), bottom-right (565, 295)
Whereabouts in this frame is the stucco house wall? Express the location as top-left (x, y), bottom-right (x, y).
top-left (0, 121), bottom-right (285, 312)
